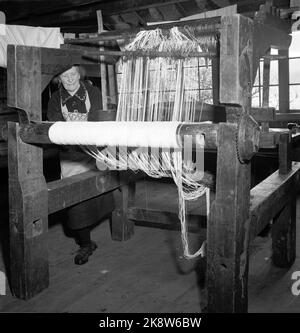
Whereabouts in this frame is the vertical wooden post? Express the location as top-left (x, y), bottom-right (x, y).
top-left (208, 14), bottom-right (253, 312)
top-left (212, 56), bottom-right (220, 105)
top-left (111, 177), bottom-right (136, 241)
top-left (278, 132), bottom-right (292, 175)
top-left (97, 10), bottom-right (118, 109)
top-left (7, 45), bottom-right (48, 299)
top-left (97, 10), bottom-right (108, 110)
top-left (278, 49), bottom-right (290, 113)
top-left (220, 15), bottom-right (253, 111)
top-left (272, 132), bottom-right (296, 268)
top-left (262, 49), bottom-right (271, 132)
top-left (207, 123), bottom-right (251, 313)
top-left (108, 64), bottom-right (118, 107)
top-left (272, 196), bottom-right (296, 268)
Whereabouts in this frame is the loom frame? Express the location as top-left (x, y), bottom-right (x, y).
top-left (5, 4), bottom-right (300, 313)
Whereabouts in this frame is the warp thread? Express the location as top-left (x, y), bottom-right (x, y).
top-left (86, 27), bottom-right (214, 259)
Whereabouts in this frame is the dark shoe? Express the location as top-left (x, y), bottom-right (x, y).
top-left (74, 241), bottom-right (97, 265)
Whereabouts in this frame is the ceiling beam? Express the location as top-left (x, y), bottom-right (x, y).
top-left (6, 0), bottom-right (290, 28)
top-left (175, 3), bottom-right (187, 16)
top-left (210, 0), bottom-right (232, 7)
top-left (8, 0), bottom-right (193, 25)
top-left (236, 0), bottom-right (289, 10)
top-left (148, 8), bottom-right (164, 21)
top-left (132, 11), bottom-right (147, 26)
top-left (3, 0), bottom-right (104, 22)
top-left (109, 15), bottom-right (132, 30)
top-left (195, 0), bottom-right (207, 10)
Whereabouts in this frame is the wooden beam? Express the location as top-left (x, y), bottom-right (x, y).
top-left (65, 16), bottom-right (221, 44)
top-left (212, 56), bottom-right (220, 105)
top-left (194, 103), bottom-right (226, 122)
top-left (278, 132), bottom-right (292, 174)
top-left (274, 133), bottom-right (295, 268)
top-left (254, 3), bottom-right (291, 34)
top-left (207, 122), bottom-right (251, 313)
top-left (18, 112), bottom-right (290, 150)
top-left (148, 7), bottom-right (164, 21)
top-left (10, 0), bottom-right (193, 26)
top-left (40, 48), bottom-right (83, 74)
top-left (275, 113), bottom-right (300, 121)
top-left (158, 4), bottom-right (182, 20)
top-left (272, 196), bottom-right (297, 268)
top-left (210, 0), bottom-right (231, 7)
top-left (112, 179), bottom-right (136, 241)
top-left (7, 46), bottom-right (42, 121)
top-left (60, 44), bottom-right (118, 66)
top-left (195, 0), bottom-right (207, 10)
top-left (19, 122), bottom-right (219, 149)
top-left (0, 113), bottom-right (18, 141)
top-left (108, 64), bottom-right (118, 107)
top-left (175, 3), bottom-right (187, 17)
top-left (132, 11), bottom-right (147, 26)
top-left (263, 54), bottom-right (288, 60)
top-left (6, 0), bottom-right (101, 23)
top-left (258, 129), bottom-right (289, 149)
top-left (249, 163), bottom-right (300, 242)
top-left (271, 130), bottom-right (294, 272)
top-left (120, 12), bottom-right (141, 27)
top-left (237, 0), bottom-right (289, 12)
top-left (97, 10), bottom-right (108, 110)
top-left (110, 14), bottom-right (132, 30)
top-left (278, 49), bottom-right (290, 113)
top-left (61, 48), bottom-right (216, 58)
top-left (262, 51), bottom-right (271, 109)
top-left (7, 46), bottom-right (48, 300)
top-left (0, 99), bottom-right (10, 114)
top-left (128, 207), bottom-right (207, 233)
top-left (47, 170), bottom-right (135, 214)
top-left (220, 14), bottom-right (253, 110)
top-left (262, 49), bottom-right (271, 131)
top-left (250, 107), bottom-right (276, 122)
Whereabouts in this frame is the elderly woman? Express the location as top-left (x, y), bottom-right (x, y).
top-left (47, 65), bottom-right (114, 265)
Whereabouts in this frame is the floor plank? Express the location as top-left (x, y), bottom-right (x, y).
top-left (0, 178), bottom-right (300, 313)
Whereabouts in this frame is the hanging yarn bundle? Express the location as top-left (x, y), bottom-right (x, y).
top-left (85, 26), bottom-right (216, 259)
top-left (117, 27), bottom-right (216, 122)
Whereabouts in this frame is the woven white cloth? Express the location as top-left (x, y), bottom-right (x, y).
top-left (48, 121), bottom-right (182, 149)
top-left (0, 24), bottom-right (63, 67)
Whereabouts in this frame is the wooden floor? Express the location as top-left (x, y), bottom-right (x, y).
top-left (1, 178), bottom-right (300, 313)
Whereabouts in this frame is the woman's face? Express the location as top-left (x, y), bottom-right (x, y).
top-left (60, 66), bottom-right (80, 94)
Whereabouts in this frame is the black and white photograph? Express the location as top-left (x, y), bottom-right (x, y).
top-left (0, 0), bottom-right (300, 324)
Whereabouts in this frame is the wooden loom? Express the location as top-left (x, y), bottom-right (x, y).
top-left (6, 6), bottom-right (300, 313)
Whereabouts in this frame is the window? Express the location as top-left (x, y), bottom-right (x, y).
top-left (252, 49), bottom-right (279, 109)
top-left (252, 31), bottom-right (300, 110)
top-left (116, 57), bottom-right (213, 104)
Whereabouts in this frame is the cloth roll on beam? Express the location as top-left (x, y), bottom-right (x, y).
top-left (19, 121), bottom-right (218, 149)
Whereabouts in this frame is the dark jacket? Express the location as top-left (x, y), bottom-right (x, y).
top-left (47, 80), bottom-right (102, 122)
top-left (47, 80), bottom-right (114, 230)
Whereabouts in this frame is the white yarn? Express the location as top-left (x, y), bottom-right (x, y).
top-left (85, 28), bottom-right (212, 259)
top-left (48, 121), bottom-right (181, 149)
top-left (172, 150), bottom-right (209, 258)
